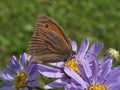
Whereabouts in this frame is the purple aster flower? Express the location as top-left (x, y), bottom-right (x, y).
top-left (64, 58), bottom-right (120, 90)
top-left (0, 53), bottom-right (39, 90)
top-left (37, 39), bottom-right (104, 89)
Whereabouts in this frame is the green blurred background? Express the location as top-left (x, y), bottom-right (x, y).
top-left (0, 0), bottom-right (120, 89)
top-left (0, 0), bottom-right (120, 67)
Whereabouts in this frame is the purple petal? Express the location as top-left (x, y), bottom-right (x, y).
top-left (109, 66), bottom-right (120, 75)
top-left (5, 72), bottom-right (14, 80)
top-left (21, 53), bottom-right (27, 69)
top-left (108, 80), bottom-right (120, 90)
top-left (64, 67), bottom-right (88, 88)
top-left (27, 81), bottom-right (39, 87)
top-left (64, 84), bottom-right (72, 90)
top-left (1, 80), bottom-right (13, 86)
top-left (64, 82), bottom-right (84, 90)
top-left (81, 59), bottom-right (92, 78)
top-left (28, 64), bottom-right (37, 77)
top-left (37, 64), bottom-right (64, 78)
top-left (64, 83), bottom-right (78, 90)
top-left (20, 87), bottom-right (29, 90)
top-left (71, 41), bottom-right (77, 52)
top-left (85, 42), bottom-right (103, 62)
top-left (0, 70), bottom-right (14, 80)
top-left (6, 65), bottom-right (16, 75)
top-left (0, 87), bottom-right (13, 90)
top-left (9, 56), bottom-right (20, 70)
top-left (2, 69), bottom-right (15, 80)
top-left (78, 63), bottom-right (90, 83)
top-left (44, 78), bottom-right (66, 89)
top-left (29, 73), bottom-right (38, 81)
top-left (77, 39), bottom-right (89, 60)
top-left (49, 62), bottom-right (64, 68)
top-left (105, 68), bottom-right (120, 87)
top-left (92, 60), bottom-right (98, 84)
top-left (100, 59), bottom-right (112, 78)
top-left (0, 74), bottom-right (9, 80)
top-left (27, 56), bottom-right (33, 68)
top-left (98, 54), bottom-right (112, 65)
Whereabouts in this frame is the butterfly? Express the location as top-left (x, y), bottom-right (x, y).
top-left (28, 16), bottom-right (74, 64)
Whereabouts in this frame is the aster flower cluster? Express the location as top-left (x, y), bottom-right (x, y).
top-left (0, 39), bottom-right (120, 90)
top-left (0, 53), bottom-right (39, 90)
top-left (38, 39), bottom-right (120, 90)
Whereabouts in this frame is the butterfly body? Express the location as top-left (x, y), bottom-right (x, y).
top-left (28, 16), bottom-right (73, 64)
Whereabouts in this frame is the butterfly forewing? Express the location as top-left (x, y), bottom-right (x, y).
top-left (28, 16), bottom-right (72, 63)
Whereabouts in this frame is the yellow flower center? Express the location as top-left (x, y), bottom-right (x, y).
top-left (15, 72), bottom-right (27, 90)
top-left (65, 59), bottom-right (80, 74)
top-left (88, 83), bottom-right (108, 90)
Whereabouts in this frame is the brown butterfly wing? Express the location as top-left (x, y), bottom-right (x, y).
top-left (28, 16), bottom-right (72, 63)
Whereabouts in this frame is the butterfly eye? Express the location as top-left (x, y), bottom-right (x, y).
top-left (44, 23), bottom-right (49, 28)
